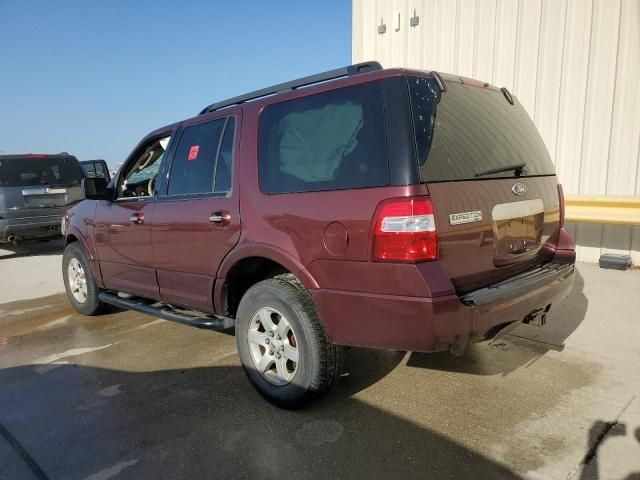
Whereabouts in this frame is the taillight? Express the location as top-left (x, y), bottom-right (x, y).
top-left (557, 183), bottom-right (565, 228)
top-left (372, 197), bottom-right (438, 262)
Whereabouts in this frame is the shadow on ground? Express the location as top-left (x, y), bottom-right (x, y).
top-left (0, 360), bottom-right (524, 480)
top-left (0, 238), bottom-right (64, 260)
top-left (406, 269), bottom-right (589, 376)
top-left (578, 421), bottom-right (640, 480)
top-left (0, 266), bottom-right (593, 479)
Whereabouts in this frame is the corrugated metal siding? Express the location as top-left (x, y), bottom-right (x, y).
top-left (353, 0), bottom-right (640, 263)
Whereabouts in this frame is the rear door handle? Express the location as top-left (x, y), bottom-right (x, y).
top-left (209, 210), bottom-right (231, 226)
top-left (129, 212), bottom-right (144, 224)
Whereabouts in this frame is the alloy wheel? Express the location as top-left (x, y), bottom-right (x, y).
top-left (247, 307), bottom-right (300, 386)
top-left (67, 257), bottom-right (88, 304)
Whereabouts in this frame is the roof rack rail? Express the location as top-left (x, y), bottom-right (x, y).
top-left (198, 61), bottom-right (383, 115)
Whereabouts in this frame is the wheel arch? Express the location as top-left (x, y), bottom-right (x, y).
top-left (64, 227), bottom-right (103, 288)
top-left (65, 227), bottom-right (94, 257)
top-left (215, 244), bottom-right (318, 317)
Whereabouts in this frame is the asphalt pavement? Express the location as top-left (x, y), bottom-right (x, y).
top-left (0, 242), bottom-right (638, 479)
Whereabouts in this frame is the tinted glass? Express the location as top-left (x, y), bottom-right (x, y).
top-left (214, 118), bottom-right (234, 193)
top-left (94, 162), bottom-right (107, 178)
top-left (259, 82), bottom-right (389, 194)
top-left (81, 163), bottom-right (96, 177)
top-left (0, 156), bottom-right (83, 187)
top-left (81, 161), bottom-right (108, 179)
top-left (410, 77), bottom-right (556, 182)
top-left (169, 119), bottom-right (225, 196)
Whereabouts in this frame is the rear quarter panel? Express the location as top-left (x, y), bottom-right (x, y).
top-left (236, 100), bottom-right (448, 298)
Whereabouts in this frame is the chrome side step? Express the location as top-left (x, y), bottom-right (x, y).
top-left (98, 292), bottom-right (235, 330)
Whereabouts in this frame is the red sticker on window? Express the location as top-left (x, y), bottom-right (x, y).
top-left (188, 145), bottom-right (200, 161)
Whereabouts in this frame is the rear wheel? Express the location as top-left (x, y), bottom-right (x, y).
top-left (62, 242), bottom-right (105, 316)
top-left (235, 275), bottom-right (343, 409)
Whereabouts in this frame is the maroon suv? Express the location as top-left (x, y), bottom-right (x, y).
top-left (62, 62), bottom-right (576, 408)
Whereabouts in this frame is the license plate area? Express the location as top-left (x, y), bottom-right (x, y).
top-left (22, 187), bottom-right (68, 208)
top-left (23, 195), bottom-right (67, 208)
top-left (492, 199), bottom-right (544, 267)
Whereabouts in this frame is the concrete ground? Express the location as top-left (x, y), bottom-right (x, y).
top-left (0, 242), bottom-right (638, 480)
top-left (0, 240), bottom-right (65, 304)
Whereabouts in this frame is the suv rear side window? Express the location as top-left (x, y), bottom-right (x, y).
top-left (410, 77), bottom-right (556, 182)
top-left (259, 82), bottom-right (389, 194)
top-left (168, 118), bottom-right (231, 196)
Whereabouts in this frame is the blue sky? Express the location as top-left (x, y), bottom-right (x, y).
top-left (0, 1), bottom-right (351, 167)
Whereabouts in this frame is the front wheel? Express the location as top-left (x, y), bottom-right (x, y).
top-left (235, 275), bottom-right (343, 409)
top-left (62, 242), bottom-right (105, 316)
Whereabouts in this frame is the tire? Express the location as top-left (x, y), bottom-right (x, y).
top-left (62, 241), bottom-right (105, 316)
top-left (235, 275), bottom-right (343, 409)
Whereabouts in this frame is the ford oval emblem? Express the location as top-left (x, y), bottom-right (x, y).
top-left (512, 182), bottom-right (527, 196)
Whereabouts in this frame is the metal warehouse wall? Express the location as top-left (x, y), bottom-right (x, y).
top-left (353, 0), bottom-right (640, 264)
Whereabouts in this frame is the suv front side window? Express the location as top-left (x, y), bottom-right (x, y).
top-left (117, 135), bottom-right (171, 199)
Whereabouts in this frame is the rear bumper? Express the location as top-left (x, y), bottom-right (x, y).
top-left (312, 262), bottom-right (575, 353)
top-left (0, 215), bottom-right (63, 242)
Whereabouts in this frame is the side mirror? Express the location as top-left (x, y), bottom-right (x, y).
top-left (82, 177), bottom-right (113, 201)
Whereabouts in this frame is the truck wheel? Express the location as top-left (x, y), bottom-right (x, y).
top-left (235, 276), bottom-right (343, 409)
top-left (62, 242), bottom-right (105, 316)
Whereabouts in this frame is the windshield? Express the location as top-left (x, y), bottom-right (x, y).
top-left (410, 77), bottom-right (556, 182)
top-left (0, 156), bottom-right (84, 187)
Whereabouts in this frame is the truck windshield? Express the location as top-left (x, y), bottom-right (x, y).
top-left (409, 76), bottom-right (556, 182)
top-left (0, 156), bottom-right (84, 187)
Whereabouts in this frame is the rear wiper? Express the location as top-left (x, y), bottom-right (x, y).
top-left (474, 163), bottom-right (527, 178)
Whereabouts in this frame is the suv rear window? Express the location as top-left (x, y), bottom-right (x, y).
top-left (0, 156), bottom-right (83, 187)
top-left (410, 77), bottom-right (556, 182)
top-left (259, 82), bottom-right (389, 194)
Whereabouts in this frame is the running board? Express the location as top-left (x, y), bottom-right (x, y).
top-left (98, 292), bottom-right (235, 330)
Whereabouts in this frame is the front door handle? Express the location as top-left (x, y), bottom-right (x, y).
top-left (209, 210), bottom-right (231, 226)
top-left (129, 212), bottom-right (144, 225)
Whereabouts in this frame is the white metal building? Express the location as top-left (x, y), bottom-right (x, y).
top-left (352, 0), bottom-right (640, 263)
